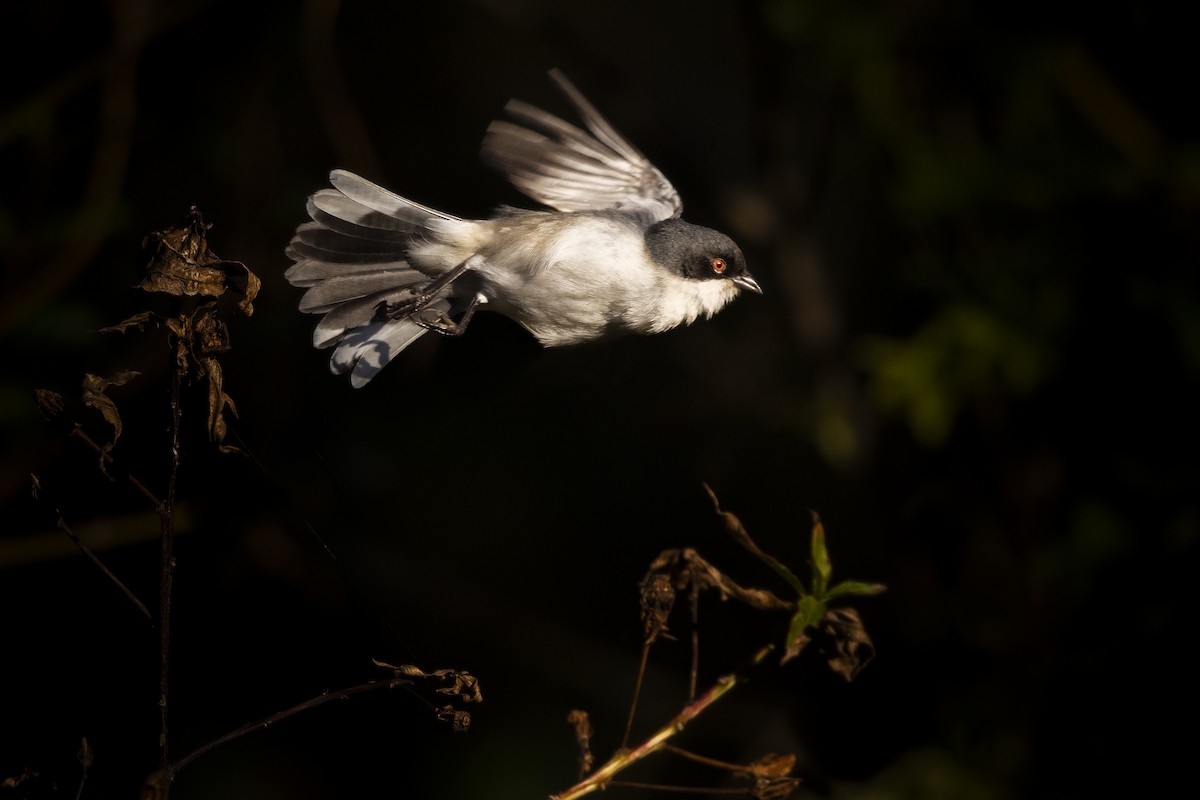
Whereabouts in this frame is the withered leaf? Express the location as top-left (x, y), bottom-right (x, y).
top-left (99, 311), bottom-right (155, 335)
top-left (139, 768), bottom-right (170, 800)
top-left (1, 768), bottom-right (39, 789)
top-left (647, 549), bottom-right (792, 614)
top-left (34, 388), bottom-right (65, 420)
top-left (371, 659), bottom-right (427, 678)
top-left (746, 753), bottom-right (796, 779)
top-left (753, 774), bottom-right (801, 800)
top-left (165, 317), bottom-right (188, 339)
top-left (703, 483), bottom-right (807, 598)
top-left (139, 207), bottom-right (260, 316)
top-left (435, 706), bottom-right (471, 733)
top-left (200, 356), bottom-right (241, 454)
top-left (81, 371), bottom-right (140, 475)
top-left (430, 669), bottom-right (483, 703)
top-left (375, 661), bottom-right (483, 703)
top-left (818, 607), bottom-right (876, 681)
top-left (567, 709), bottom-right (594, 776)
top-left (746, 753), bottom-right (800, 800)
top-left (195, 311), bottom-right (231, 354)
top-left (639, 572), bottom-right (676, 642)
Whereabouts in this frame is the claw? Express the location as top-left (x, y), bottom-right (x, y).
top-left (377, 256), bottom-right (480, 322)
top-left (414, 292), bottom-right (488, 338)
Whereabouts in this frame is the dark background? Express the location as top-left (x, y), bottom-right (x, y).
top-left (3, 1), bottom-right (1197, 798)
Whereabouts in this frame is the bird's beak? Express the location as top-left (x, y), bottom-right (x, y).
top-left (733, 273), bottom-right (762, 294)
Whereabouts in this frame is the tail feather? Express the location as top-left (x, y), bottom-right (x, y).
top-left (284, 255), bottom-right (414, 286)
top-left (330, 298), bottom-right (454, 388)
top-left (309, 191), bottom-right (416, 236)
top-left (329, 169), bottom-right (457, 224)
top-left (312, 289), bottom-right (412, 348)
top-left (286, 170), bottom-right (464, 385)
top-left (289, 223), bottom-right (405, 257)
top-left (297, 272), bottom-right (427, 314)
top-left (286, 237), bottom-right (403, 266)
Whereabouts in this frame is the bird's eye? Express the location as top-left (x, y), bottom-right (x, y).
top-left (711, 258), bottom-right (727, 273)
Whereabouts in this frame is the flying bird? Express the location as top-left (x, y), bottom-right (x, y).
top-left (285, 69), bottom-right (760, 387)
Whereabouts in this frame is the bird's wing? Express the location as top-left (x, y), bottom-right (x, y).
top-left (480, 69), bottom-right (683, 222)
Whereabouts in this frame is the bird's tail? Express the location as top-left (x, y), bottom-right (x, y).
top-left (285, 169), bottom-right (460, 387)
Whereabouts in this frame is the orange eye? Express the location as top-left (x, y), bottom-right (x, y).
top-left (711, 258), bottom-right (727, 273)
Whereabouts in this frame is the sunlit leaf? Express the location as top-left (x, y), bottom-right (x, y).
top-left (809, 512), bottom-right (831, 596)
top-left (824, 580), bottom-right (888, 600)
top-left (782, 595), bottom-right (826, 664)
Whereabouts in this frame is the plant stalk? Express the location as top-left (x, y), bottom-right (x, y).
top-left (553, 643), bottom-right (774, 800)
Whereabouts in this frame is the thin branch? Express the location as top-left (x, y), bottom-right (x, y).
top-left (167, 678), bottom-right (412, 777)
top-left (58, 507), bottom-right (152, 621)
top-left (68, 424), bottom-right (166, 513)
top-left (620, 640), bottom-right (652, 750)
top-left (32, 473), bottom-right (152, 621)
top-left (74, 737), bottom-right (93, 800)
top-left (660, 743), bottom-right (749, 773)
top-left (553, 643), bottom-right (775, 800)
top-left (689, 578), bottom-right (701, 700)
top-left (158, 342), bottom-right (184, 769)
top-left (608, 781), bottom-right (747, 795)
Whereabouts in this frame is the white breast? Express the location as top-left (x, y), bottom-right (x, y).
top-left (411, 212), bottom-right (738, 346)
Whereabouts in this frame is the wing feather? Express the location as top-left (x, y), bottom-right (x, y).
top-left (479, 69), bottom-right (682, 221)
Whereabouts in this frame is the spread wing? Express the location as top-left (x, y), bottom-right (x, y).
top-left (480, 69), bottom-right (683, 222)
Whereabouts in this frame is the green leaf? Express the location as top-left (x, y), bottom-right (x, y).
top-left (792, 595), bottom-right (826, 633)
top-left (823, 580), bottom-right (888, 601)
top-left (810, 513), bottom-right (832, 596)
top-left (782, 595), bottom-right (827, 663)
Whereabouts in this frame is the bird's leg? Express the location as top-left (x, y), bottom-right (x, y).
top-left (379, 256), bottom-right (478, 320)
top-left (413, 292), bottom-right (488, 337)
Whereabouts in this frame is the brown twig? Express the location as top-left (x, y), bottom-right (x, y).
top-left (157, 342), bottom-right (185, 769)
top-left (166, 678), bottom-right (413, 778)
top-left (31, 474), bottom-right (152, 621)
top-left (689, 577), bottom-right (701, 700)
top-left (608, 781), bottom-right (747, 795)
top-left (57, 505), bottom-right (152, 621)
top-left (74, 737), bottom-right (93, 800)
top-left (553, 643), bottom-right (775, 800)
top-left (65, 424), bottom-right (166, 513)
top-left (660, 743), bottom-right (749, 772)
top-left (621, 640), bottom-right (653, 750)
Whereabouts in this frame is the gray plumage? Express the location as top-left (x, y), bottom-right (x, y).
top-left (286, 69), bottom-right (759, 387)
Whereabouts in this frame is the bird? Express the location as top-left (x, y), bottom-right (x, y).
top-left (285, 69), bottom-right (761, 387)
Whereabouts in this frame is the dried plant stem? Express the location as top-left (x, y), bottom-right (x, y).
top-left (659, 743), bottom-right (749, 772)
top-left (57, 511), bottom-right (152, 620)
top-left (621, 640), bottom-right (653, 750)
top-left (158, 349), bottom-right (184, 769)
top-left (68, 425), bottom-right (166, 513)
top-left (607, 781), bottom-right (746, 794)
top-left (553, 643), bottom-right (775, 800)
top-left (689, 579), bottom-right (701, 700)
top-left (167, 678), bottom-right (412, 777)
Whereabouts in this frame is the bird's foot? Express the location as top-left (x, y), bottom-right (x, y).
top-left (413, 293), bottom-right (487, 337)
